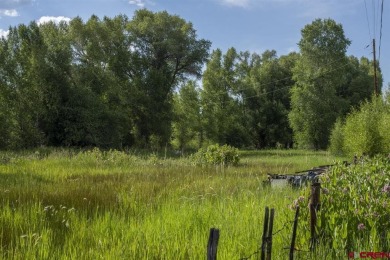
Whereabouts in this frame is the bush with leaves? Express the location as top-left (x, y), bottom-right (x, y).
top-left (329, 118), bottom-right (345, 156)
top-left (191, 144), bottom-right (239, 166)
top-left (291, 156), bottom-right (390, 256)
top-left (329, 95), bottom-right (390, 156)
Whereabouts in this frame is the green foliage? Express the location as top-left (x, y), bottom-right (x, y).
top-left (247, 51), bottom-right (297, 148)
top-left (0, 14), bottom-right (382, 151)
top-left (329, 118), bottom-right (345, 156)
top-left (289, 19), bottom-right (365, 149)
top-left (171, 81), bottom-right (202, 151)
top-left (191, 144), bottom-right (240, 166)
top-left (343, 98), bottom-right (383, 156)
top-left (201, 48), bottom-right (246, 146)
top-left (295, 156), bottom-right (390, 254)
top-left (128, 10), bottom-right (211, 147)
top-left (330, 96), bottom-right (389, 157)
top-left (0, 11), bottom-right (210, 150)
top-left (200, 48), bottom-right (296, 148)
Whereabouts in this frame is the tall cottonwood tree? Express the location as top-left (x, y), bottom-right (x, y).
top-left (201, 48), bottom-right (250, 146)
top-left (247, 51), bottom-right (297, 148)
top-left (0, 23), bottom-right (49, 148)
top-left (289, 19), bottom-right (351, 149)
top-left (171, 81), bottom-right (202, 151)
top-left (127, 10), bottom-right (210, 147)
top-left (65, 15), bottom-right (133, 147)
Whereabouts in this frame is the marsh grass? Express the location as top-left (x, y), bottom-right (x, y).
top-left (0, 148), bottom-right (346, 259)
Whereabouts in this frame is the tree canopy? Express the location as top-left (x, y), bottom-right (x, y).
top-left (288, 19), bottom-right (379, 149)
top-left (0, 13), bottom-right (383, 152)
top-left (0, 10), bottom-right (210, 149)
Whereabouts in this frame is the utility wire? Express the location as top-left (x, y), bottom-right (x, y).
top-left (241, 60), bottom-right (352, 101)
top-left (364, 0), bottom-right (372, 40)
top-left (379, 0), bottom-right (384, 62)
top-left (372, 0), bottom-right (376, 38)
top-left (202, 55), bottom-right (351, 102)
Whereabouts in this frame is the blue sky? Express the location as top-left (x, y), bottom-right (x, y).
top-left (0, 0), bottom-right (389, 90)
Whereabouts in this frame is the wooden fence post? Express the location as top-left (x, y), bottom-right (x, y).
top-left (266, 208), bottom-right (275, 260)
top-left (207, 228), bottom-right (220, 260)
top-left (261, 207), bottom-right (269, 260)
top-left (289, 206), bottom-right (300, 260)
top-left (310, 182), bottom-right (321, 251)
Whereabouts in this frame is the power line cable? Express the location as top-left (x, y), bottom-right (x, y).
top-left (241, 57), bottom-right (352, 101)
top-left (364, 0), bottom-right (372, 40)
top-left (378, 0), bottom-right (384, 62)
top-left (372, 0), bottom-right (376, 38)
top-left (200, 43), bottom-right (373, 103)
top-left (234, 55), bottom-right (349, 96)
top-left (241, 61), bottom-right (352, 101)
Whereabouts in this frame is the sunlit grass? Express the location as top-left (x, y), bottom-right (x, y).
top-left (0, 148), bottom-right (347, 259)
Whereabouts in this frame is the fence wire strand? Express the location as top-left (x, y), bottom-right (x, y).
top-left (238, 218), bottom-right (296, 259)
top-left (238, 207), bottom-right (318, 260)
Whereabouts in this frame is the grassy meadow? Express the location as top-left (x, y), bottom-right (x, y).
top-left (0, 148), bottom-right (347, 259)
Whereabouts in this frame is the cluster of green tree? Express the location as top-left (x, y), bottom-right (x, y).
top-left (289, 19), bottom-right (382, 150)
top-left (172, 49), bottom-right (298, 150)
top-left (329, 94), bottom-right (390, 157)
top-left (0, 10), bottom-right (210, 149)
top-left (0, 10), bottom-right (382, 151)
top-left (173, 19), bottom-right (382, 151)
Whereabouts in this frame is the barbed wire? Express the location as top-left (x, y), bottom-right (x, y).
top-left (239, 250), bottom-right (259, 260)
top-left (272, 220), bottom-right (295, 236)
top-left (238, 218), bottom-right (297, 260)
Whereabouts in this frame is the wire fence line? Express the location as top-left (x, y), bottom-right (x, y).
top-left (207, 183), bottom-right (322, 260)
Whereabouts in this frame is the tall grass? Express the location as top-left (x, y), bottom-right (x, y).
top-left (0, 148), bottom-right (346, 259)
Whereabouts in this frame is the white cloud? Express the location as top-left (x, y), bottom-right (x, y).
top-left (0, 29), bottom-right (10, 39)
top-left (36, 16), bottom-right (71, 25)
top-left (129, 0), bottom-right (145, 8)
top-left (221, 0), bottom-right (250, 8)
top-left (0, 9), bottom-right (19, 17)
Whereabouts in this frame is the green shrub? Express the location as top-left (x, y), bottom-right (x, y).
top-left (378, 109), bottom-right (390, 153)
top-left (294, 156), bottom-right (390, 254)
top-left (329, 95), bottom-right (390, 157)
top-left (191, 144), bottom-right (240, 166)
top-left (329, 118), bottom-right (345, 155)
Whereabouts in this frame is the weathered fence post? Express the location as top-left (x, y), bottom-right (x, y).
top-left (310, 182), bottom-right (321, 251)
top-left (289, 206), bottom-right (300, 260)
top-left (207, 228), bottom-right (220, 260)
top-left (261, 207), bottom-right (269, 260)
top-left (266, 208), bottom-right (275, 260)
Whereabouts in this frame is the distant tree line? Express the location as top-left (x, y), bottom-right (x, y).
top-left (0, 10), bottom-right (383, 151)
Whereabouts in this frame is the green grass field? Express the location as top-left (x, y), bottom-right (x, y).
top-left (0, 149), bottom-right (347, 259)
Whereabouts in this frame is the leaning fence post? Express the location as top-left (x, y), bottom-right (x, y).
top-left (261, 207), bottom-right (270, 260)
top-left (266, 208), bottom-right (275, 260)
top-left (207, 228), bottom-right (220, 260)
top-left (310, 182), bottom-right (321, 251)
top-left (289, 206), bottom-right (300, 260)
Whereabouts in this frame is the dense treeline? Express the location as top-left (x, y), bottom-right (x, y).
top-left (0, 10), bottom-right (382, 151)
top-left (0, 10), bottom-right (210, 149)
top-left (173, 19), bottom-right (381, 151)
